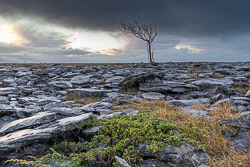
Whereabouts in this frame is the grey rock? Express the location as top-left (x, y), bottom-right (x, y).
top-left (80, 102), bottom-right (112, 112)
top-left (139, 81), bottom-right (195, 94)
top-left (179, 108), bottom-right (211, 119)
top-left (96, 108), bottom-right (114, 115)
top-left (67, 88), bottom-right (111, 97)
top-left (211, 93), bottom-right (222, 102)
top-left (118, 72), bottom-right (164, 92)
top-left (51, 107), bottom-right (84, 116)
top-left (107, 92), bottom-right (127, 99)
top-left (17, 106), bottom-right (43, 117)
top-left (222, 131), bottom-right (235, 138)
top-left (70, 75), bottom-right (92, 85)
top-left (139, 159), bottom-right (171, 167)
top-left (138, 143), bottom-right (208, 166)
top-left (233, 77), bottom-right (247, 82)
top-left (142, 92), bottom-right (165, 100)
top-left (245, 90), bottom-right (250, 97)
top-left (34, 69), bottom-right (49, 75)
top-left (105, 76), bottom-right (125, 83)
top-left (15, 71), bottom-right (32, 77)
top-left (15, 67), bottom-right (32, 72)
top-left (1, 78), bottom-right (17, 87)
top-left (0, 126), bottom-right (61, 153)
top-left (219, 113), bottom-right (250, 128)
top-left (49, 81), bottom-right (72, 89)
top-left (44, 102), bottom-right (69, 111)
top-left (115, 155), bottom-right (131, 167)
top-left (98, 112), bottom-right (121, 120)
top-left (0, 112), bottom-right (56, 134)
top-left (212, 98), bottom-right (235, 107)
top-left (19, 97), bottom-right (39, 105)
top-left (100, 97), bottom-right (113, 103)
top-left (0, 87), bottom-right (18, 96)
top-left (0, 116), bottom-right (17, 129)
top-left (82, 126), bottom-right (100, 135)
top-left (236, 66), bottom-right (250, 71)
top-left (120, 108), bottom-right (137, 116)
top-left (229, 128), bottom-right (250, 152)
top-left (0, 96), bottom-right (10, 104)
top-left (168, 98), bottom-right (211, 107)
top-left (50, 113), bottom-right (93, 131)
top-left (0, 105), bottom-right (16, 116)
top-left (191, 79), bottom-right (233, 91)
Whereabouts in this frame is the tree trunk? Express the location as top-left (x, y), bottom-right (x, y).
top-left (147, 41), bottom-right (153, 63)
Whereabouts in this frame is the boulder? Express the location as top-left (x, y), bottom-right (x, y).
top-left (118, 72), bottom-right (164, 92)
top-left (138, 143), bottom-right (208, 166)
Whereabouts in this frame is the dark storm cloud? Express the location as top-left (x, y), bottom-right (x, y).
top-left (0, 0), bottom-right (250, 38)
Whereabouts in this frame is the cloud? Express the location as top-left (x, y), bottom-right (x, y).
top-left (16, 27), bottom-right (70, 48)
top-left (105, 48), bottom-right (122, 56)
top-left (0, 0), bottom-right (250, 38)
top-left (175, 44), bottom-right (203, 53)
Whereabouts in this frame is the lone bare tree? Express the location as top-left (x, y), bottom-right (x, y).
top-left (119, 19), bottom-right (157, 63)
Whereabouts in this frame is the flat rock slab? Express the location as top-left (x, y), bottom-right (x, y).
top-left (48, 81), bottom-right (72, 89)
top-left (45, 112), bottom-right (93, 131)
top-left (191, 79), bottom-right (233, 88)
top-left (0, 87), bottom-right (19, 96)
top-left (0, 112), bottom-right (56, 134)
top-left (168, 98), bottom-right (211, 107)
top-left (51, 107), bottom-right (84, 116)
top-left (80, 102), bottom-right (112, 113)
top-left (142, 92), bottom-right (165, 100)
top-left (229, 128), bottom-right (250, 152)
top-left (219, 113), bottom-right (250, 128)
top-left (0, 126), bottom-right (61, 153)
top-left (67, 88), bottom-right (111, 97)
top-left (44, 102), bottom-right (69, 111)
top-left (70, 75), bottom-right (92, 85)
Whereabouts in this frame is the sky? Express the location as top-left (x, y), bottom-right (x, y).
top-left (0, 0), bottom-right (250, 63)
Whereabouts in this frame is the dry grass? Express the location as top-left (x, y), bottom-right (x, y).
top-left (234, 85), bottom-right (250, 94)
top-left (189, 74), bottom-right (199, 79)
top-left (126, 100), bottom-right (250, 167)
top-left (63, 92), bottom-right (100, 105)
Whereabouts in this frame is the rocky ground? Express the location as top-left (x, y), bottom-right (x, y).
top-left (0, 62), bottom-right (250, 167)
